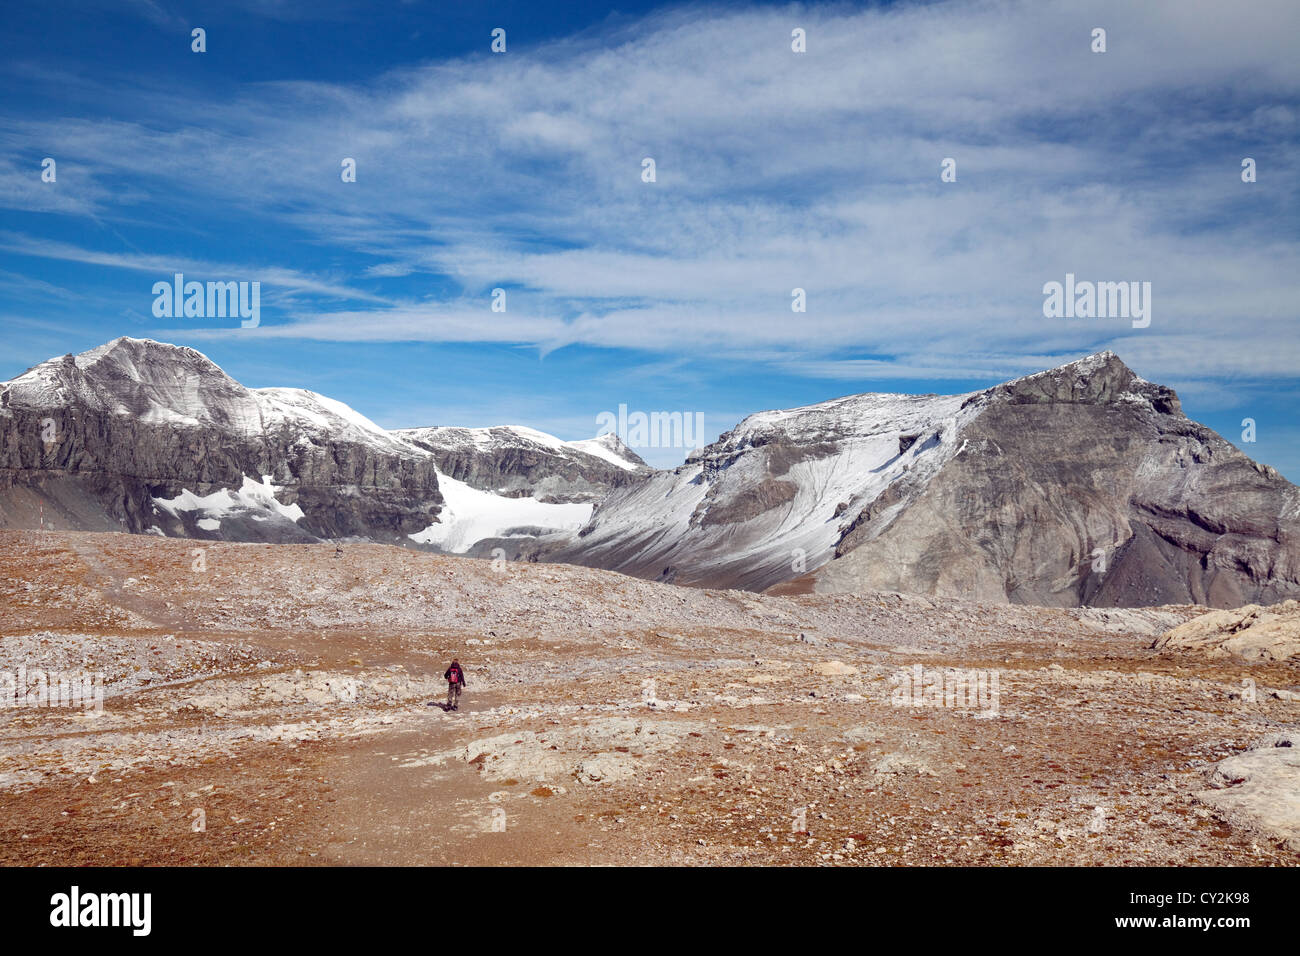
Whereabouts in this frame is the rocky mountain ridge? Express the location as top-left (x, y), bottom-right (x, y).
top-left (542, 352), bottom-right (1300, 608)
top-left (0, 338), bottom-right (642, 549)
top-left (3, 339), bottom-right (1297, 608)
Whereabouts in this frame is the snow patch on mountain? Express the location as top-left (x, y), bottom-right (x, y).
top-left (153, 475), bottom-right (306, 525)
top-left (407, 470), bottom-right (593, 553)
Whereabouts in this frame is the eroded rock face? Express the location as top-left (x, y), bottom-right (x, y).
top-left (0, 338), bottom-right (444, 542)
top-left (802, 353), bottom-right (1300, 608)
top-left (545, 351), bottom-right (1300, 607)
top-left (0, 339), bottom-right (646, 551)
top-left (393, 426), bottom-right (649, 504)
top-left (1154, 601), bottom-right (1300, 662)
top-left (544, 389), bottom-right (976, 590)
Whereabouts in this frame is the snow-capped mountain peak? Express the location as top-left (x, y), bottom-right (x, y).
top-left (566, 432), bottom-right (644, 471)
top-left (0, 338), bottom-right (656, 553)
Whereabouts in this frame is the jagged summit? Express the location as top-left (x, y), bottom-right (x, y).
top-left (708, 351), bottom-right (1156, 454)
top-left (983, 349), bottom-right (1181, 416)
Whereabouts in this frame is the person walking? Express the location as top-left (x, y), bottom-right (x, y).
top-left (444, 658), bottom-right (466, 711)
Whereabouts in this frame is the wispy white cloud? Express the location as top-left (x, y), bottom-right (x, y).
top-left (2, 0), bottom-right (1297, 397)
top-left (0, 233), bottom-right (391, 305)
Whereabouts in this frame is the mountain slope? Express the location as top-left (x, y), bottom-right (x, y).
top-left (0, 338), bottom-right (442, 542)
top-left (790, 352), bottom-right (1300, 607)
top-left (541, 389), bottom-right (979, 589)
top-left (393, 425), bottom-right (648, 504)
top-left (4, 340), bottom-right (1296, 608)
top-left (390, 425), bottom-right (651, 555)
top-left (0, 338), bottom-right (643, 550)
top-left (544, 353), bottom-right (1300, 608)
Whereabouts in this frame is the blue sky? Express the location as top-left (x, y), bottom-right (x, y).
top-left (2, 0), bottom-right (1297, 472)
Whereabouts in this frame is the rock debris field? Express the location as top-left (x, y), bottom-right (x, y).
top-left (0, 530), bottom-right (1296, 866)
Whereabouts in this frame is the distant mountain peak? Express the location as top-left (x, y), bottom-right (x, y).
top-left (72, 336), bottom-right (223, 373)
top-left (571, 432), bottom-right (650, 471)
top-left (981, 349), bottom-right (1180, 416)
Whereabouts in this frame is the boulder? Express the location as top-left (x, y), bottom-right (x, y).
top-left (1154, 601), bottom-right (1300, 661)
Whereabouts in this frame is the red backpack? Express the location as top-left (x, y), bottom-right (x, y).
top-left (449, 665), bottom-right (461, 683)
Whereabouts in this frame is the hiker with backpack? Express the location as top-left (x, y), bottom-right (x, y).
top-left (444, 659), bottom-right (466, 711)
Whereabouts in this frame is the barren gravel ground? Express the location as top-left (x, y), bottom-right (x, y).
top-left (0, 530), bottom-right (1296, 866)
